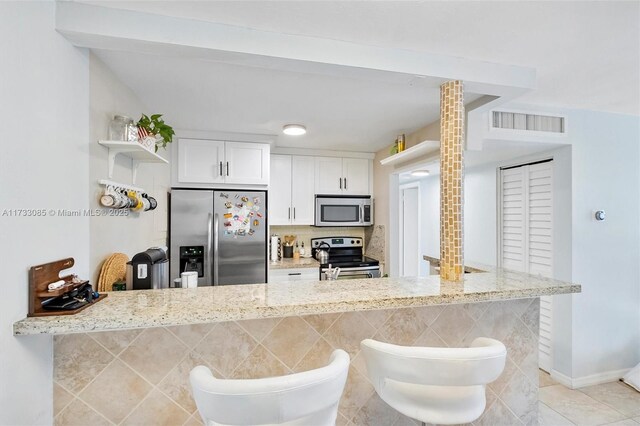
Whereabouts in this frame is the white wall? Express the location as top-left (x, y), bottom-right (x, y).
top-left (569, 110), bottom-right (640, 379)
top-left (417, 161), bottom-right (500, 268)
top-left (414, 106), bottom-right (640, 383)
top-left (0, 3), bottom-right (90, 423)
top-left (89, 54), bottom-right (170, 284)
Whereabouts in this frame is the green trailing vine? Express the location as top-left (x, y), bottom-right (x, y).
top-left (137, 114), bottom-right (175, 151)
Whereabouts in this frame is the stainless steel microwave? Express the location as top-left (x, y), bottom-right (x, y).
top-left (315, 195), bottom-right (373, 227)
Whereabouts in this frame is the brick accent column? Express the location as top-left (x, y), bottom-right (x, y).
top-left (440, 81), bottom-right (464, 281)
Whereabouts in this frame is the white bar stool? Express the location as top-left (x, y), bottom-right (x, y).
top-left (190, 349), bottom-right (350, 426)
top-left (360, 337), bottom-right (506, 425)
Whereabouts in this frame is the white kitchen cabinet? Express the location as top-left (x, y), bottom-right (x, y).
top-left (314, 156), bottom-right (371, 195)
top-left (178, 139), bottom-right (225, 184)
top-left (269, 267), bottom-right (319, 283)
top-left (177, 139), bottom-right (269, 185)
top-left (343, 158), bottom-right (370, 195)
top-left (269, 155), bottom-right (315, 225)
top-left (269, 155), bottom-right (293, 225)
top-left (225, 142), bottom-right (270, 185)
top-left (291, 156), bottom-right (315, 224)
top-left (314, 157), bottom-right (343, 194)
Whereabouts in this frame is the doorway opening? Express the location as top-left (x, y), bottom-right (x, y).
top-left (399, 182), bottom-right (421, 276)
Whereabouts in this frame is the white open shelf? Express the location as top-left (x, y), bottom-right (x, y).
top-left (379, 140), bottom-right (440, 167)
top-left (98, 140), bottom-right (169, 184)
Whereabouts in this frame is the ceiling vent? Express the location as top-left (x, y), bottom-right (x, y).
top-left (492, 111), bottom-right (565, 133)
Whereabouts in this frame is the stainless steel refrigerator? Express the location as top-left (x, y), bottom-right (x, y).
top-left (169, 189), bottom-right (267, 286)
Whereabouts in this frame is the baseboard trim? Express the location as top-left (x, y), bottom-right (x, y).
top-left (550, 368), bottom-right (631, 389)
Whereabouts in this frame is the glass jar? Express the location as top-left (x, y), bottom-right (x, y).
top-left (108, 115), bottom-right (134, 141)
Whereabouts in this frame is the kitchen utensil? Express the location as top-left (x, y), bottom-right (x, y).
top-left (270, 235), bottom-right (280, 262)
top-left (100, 185), bottom-right (116, 208)
top-left (315, 241), bottom-right (330, 263)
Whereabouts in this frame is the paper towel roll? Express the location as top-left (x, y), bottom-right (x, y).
top-left (270, 235), bottom-right (280, 262)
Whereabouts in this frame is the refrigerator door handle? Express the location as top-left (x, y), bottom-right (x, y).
top-left (213, 213), bottom-right (219, 285)
top-left (208, 213), bottom-right (214, 284)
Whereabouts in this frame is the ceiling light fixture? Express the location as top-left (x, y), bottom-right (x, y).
top-left (282, 124), bottom-right (306, 136)
top-left (410, 170), bottom-right (430, 177)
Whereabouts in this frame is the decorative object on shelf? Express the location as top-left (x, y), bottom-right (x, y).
top-left (380, 140), bottom-right (440, 166)
top-left (136, 113), bottom-right (175, 152)
top-left (389, 139), bottom-right (398, 155)
top-left (108, 115), bottom-right (138, 142)
top-left (389, 134), bottom-right (406, 155)
top-left (397, 133), bottom-right (406, 152)
top-left (98, 180), bottom-right (157, 212)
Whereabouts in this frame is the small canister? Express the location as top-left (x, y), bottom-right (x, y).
top-left (181, 271), bottom-right (198, 288)
top-left (172, 278), bottom-right (183, 288)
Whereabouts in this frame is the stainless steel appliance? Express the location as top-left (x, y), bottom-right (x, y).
top-left (315, 195), bottom-right (373, 227)
top-left (311, 237), bottom-right (380, 280)
top-left (126, 247), bottom-right (169, 290)
top-left (170, 189), bottom-right (268, 286)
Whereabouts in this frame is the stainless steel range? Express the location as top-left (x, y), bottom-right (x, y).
top-left (311, 237), bottom-right (381, 280)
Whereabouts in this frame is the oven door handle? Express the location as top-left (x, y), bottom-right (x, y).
top-left (322, 266), bottom-right (379, 272)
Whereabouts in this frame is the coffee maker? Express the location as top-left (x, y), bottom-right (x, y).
top-left (126, 247), bottom-right (169, 290)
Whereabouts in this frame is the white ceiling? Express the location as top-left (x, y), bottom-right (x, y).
top-left (84, 1), bottom-right (638, 154)
top-left (85, 0), bottom-right (640, 116)
top-left (94, 49), bottom-right (484, 152)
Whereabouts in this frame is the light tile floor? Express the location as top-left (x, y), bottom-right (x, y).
top-left (539, 370), bottom-right (640, 426)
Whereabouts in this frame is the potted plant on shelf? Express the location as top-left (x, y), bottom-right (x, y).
top-left (136, 114), bottom-right (175, 152)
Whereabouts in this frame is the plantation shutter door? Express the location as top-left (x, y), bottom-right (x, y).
top-left (500, 161), bottom-right (554, 372)
top-left (500, 167), bottom-right (527, 273)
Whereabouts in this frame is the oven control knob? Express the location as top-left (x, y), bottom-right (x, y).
top-left (351, 240), bottom-right (354, 244)
top-left (357, 240), bottom-right (361, 244)
top-left (314, 241), bottom-right (318, 246)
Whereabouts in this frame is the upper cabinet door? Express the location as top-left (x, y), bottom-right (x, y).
top-left (225, 142), bottom-right (270, 185)
top-left (343, 158), bottom-right (370, 195)
top-left (269, 155), bottom-right (293, 226)
top-left (178, 139), bottom-right (225, 184)
top-left (314, 157), bottom-right (343, 195)
top-left (291, 156), bottom-right (315, 225)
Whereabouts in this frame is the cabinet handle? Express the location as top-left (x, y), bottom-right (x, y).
top-left (219, 161), bottom-right (223, 176)
top-left (288, 207), bottom-right (291, 220)
top-left (226, 162), bottom-right (229, 176)
top-left (293, 207), bottom-right (296, 220)
top-left (339, 178), bottom-right (342, 189)
top-left (288, 272), bottom-right (302, 276)
top-left (344, 177), bottom-right (347, 190)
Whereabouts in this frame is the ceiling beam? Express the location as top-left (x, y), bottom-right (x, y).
top-left (56, 2), bottom-right (535, 97)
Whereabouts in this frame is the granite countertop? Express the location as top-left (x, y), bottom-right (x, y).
top-left (14, 268), bottom-right (580, 336)
top-left (269, 257), bottom-right (319, 270)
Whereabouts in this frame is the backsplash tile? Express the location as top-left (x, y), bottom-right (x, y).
top-left (271, 225), bottom-right (365, 254)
